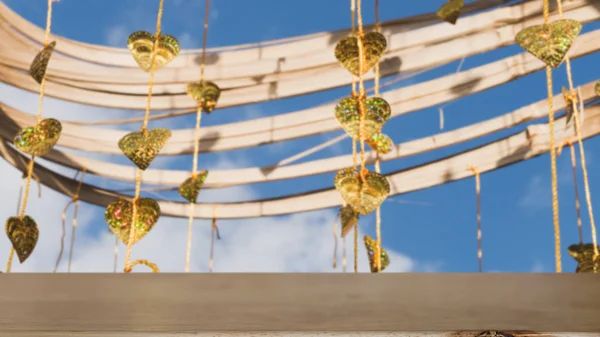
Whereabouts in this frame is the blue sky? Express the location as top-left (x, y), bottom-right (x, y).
top-left (1, 0), bottom-right (599, 273)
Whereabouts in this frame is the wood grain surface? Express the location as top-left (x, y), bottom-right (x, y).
top-left (0, 274), bottom-right (598, 334)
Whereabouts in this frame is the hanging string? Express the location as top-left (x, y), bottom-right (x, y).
top-left (559, 140), bottom-right (584, 245)
top-left (374, 0), bottom-right (383, 273)
top-left (438, 56), bottom-right (467, 130)
top-left (53, 164), bottom-right (87, 273)
top-left (332, 212), bottom-right (340, 268)
top-left (542, 0), bottom-right (562, 273)
top-left (468, 165), bottom-right (482, 272)
top-left (6, 0), bottom-right (58, 273)
top-left (209, 205), bottom-right (219, 272)
top-left (124, 0), bottom-right (165, 272)
top-left (555, 0), bottom-right (598, 259)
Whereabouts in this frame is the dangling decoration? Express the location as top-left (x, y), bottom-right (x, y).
top-left (6, 0), bottom-right (61, 272)
top-left (364, 235), bottom-right (389, 273)
top-left (187, 81), bottom-right (221, 114)
top-left (179, 170), bottom-right (209, 203)
top-left (567, 243), bottom-right (600, 273)
top-left (366, 133), bottom-right (393, 154)
top-left (436, 0), bottom-right (464, 25)
top-left (5, 216), bottom-right (39, 263)
top-left (334, 31), bottom-right (387, 77)
top-left (335, 95), bottom-right (391, 139)
top-left (127, 31), bottom-right (180, 72)
top-left (334, 167), bottom-right (390, 215)
top-left (209, 212), bottom-right (221, 272)
top-left (562, 86), bottom-right (580, 126)
top-left (595, 80), bottom-right (600, 96)
top-left (515, 19), bottom-right (582, 68)
top-left (118, 128), bottom-right (172, 171)
top-left (340, 205), bottom-right (359, 238)
top-left (14, 118), bottom-right (62, 157)
top-left (29, 41), bottom-right (56, 84)
top-left (105, 198), bottom-right (160, 245)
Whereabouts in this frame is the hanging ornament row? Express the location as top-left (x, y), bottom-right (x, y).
top-left (6, 38), bottom-right (63, 264)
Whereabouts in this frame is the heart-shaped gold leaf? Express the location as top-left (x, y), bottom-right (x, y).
top-left (567, 243), bottom-right (600, 273)
top-left (14, 118), bottom-right (62, 156)
top-left (367, 133), bottom-right (393, 154)
top-left (436, 0), bottom-right (464, 25)
top-left (179, 170), bottom-right (209, 203)
top-left (595, 80), bottom-right (600, 96)
top-left (105, 198), bottom-right (160, 246)
top-left (335, 96), bottom-right (391, 140)
top-left (334, 168), bottom-right (390, 215)
top-left (339, 205), bottom-right (359, 238)
top-left (127, 31), bottom-right (180, 72)
top-left (186, 81), bottom-right (221, 114)
top-left (118, 128), bottom-right (172, 170)
top-left (364, 235), bottom-right (390, 273)
top-left (515, 19), bottom-right (582, 68)
top-left (29, 41), bottom-right (56, 84)
top-left (5, 216), bottom-right (39, 263)
top-left (334, 32), bottom-right (387, 77)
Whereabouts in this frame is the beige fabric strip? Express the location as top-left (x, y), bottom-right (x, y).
top-left (1, 104), bottom-right (597, 218)
top-left (0, 80), bottom-right (594, 189)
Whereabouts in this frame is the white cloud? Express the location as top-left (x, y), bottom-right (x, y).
top-left (104, 24), bottom-right (129, 47)
top-left (0, 83), bottom-right (421, 273)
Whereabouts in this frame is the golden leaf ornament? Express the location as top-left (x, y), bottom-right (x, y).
top-left (187, 81), bottom-right (221, 114)
top-left (14, 118), bottom-right (62, 156)
top-left (127, 31), bottom-right (180, 72)
top-left (179, 170), bottom-right (209, 203)
top-left (334, 168), bottom-right (390, 215)
top-left (334, 32), bottom-right (387, 76)
top-left (5, 216), bottom-right (39, 263)
top-left (515, 19), bottom-right (582, 68)
top-left (436, 0), bottom-right (464, 25)
top-left (29, 41), bottom-right (56, 84)
top-left (105, 198), bottom-right (161, 246)
top-left (364, 235), bottom-right (390, 273)
top-left (118, 128), bottom-right (172, 170)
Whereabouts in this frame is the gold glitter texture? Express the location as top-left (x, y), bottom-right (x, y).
top-left (367, 133), bottom-right (393, 154)
top-left (118, 128), bottom-right (172, 170)
top-left (5, 216), bottom-right (39, 263)
top-left (335, 96), bottom-right (391, 140)
top-left (436, 0), bottom-right (464, 25)
top-left (334, 168), bottom-right (390, 215)
top-left (595, 80), bottom-right (600, 96)
top-left (127, 31), bottom-right (180, 72)
top-left (567, 243), bottom-right (600, 273)
top-left (364, 235), bottom-right (390, 273)
top-left (105, 198), bottom-right (160, 246)
top-left (179, 170), bottom-right (209, 203)
top-left (334, 32), bottom-right (387, 77)
top-left (340, 205), bottom-right (359, 238)
top-left (515, 19), bottom-right (582, 68)
top-left (187, 81), bottom-right (221, 114)
top-left (29, 41), bottom-right (56, 84)
top-left (14, 118), bottom-right (62, 156)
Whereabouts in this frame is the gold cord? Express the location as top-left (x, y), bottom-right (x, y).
top-left (562, 141), bottom-right (584, 245)
top-left (124, 0), bottom-right (165, 272)
top-left (541, 0), bottom-right (561, 273)
top-left (556, 0), bottom-right (598, 259)
top-left (124, 259), bottom-right (159, 273)
top-left (333, 212), bottom-right (340, 268)
top-left (185, 0), bottom-right (211, 273)
top-left (62, 163), bottom-right (87, 273)
top-left (373, 0), bottom-right (382, 272)
top-left (468, 165), bottom-right (482, 272)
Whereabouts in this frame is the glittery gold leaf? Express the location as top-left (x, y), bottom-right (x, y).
top-left (187, 81), bottom-right (221, 114)
top-left (436, 0), bottom-right (464, 25)
top-left (179, 171), bottom-right (209, 203)
top-left (595, 80), bottom-right (600, 96)
top-left (334, 32), bottom-right (387, 77)
top-left (105, 198), bottom-right (160, 246)
top-left (14, 118), bottom-right (62, 156)
top-left (5, 216), bottom-right (39, 263)
top-left (364, 235), bottom-right (390, 273)
top-left (29, 41), bottom-right (56, 84)
top-left (339, 205), bottom-right (359, 238)
top-left (334, 168), bottom-right (390, 215)
top-left (515, 19), bottom-right (582, 68)
top-left (127, 31), bottom-right (180, 72)
top-left (118, 128), bottom-right (171, 170)
top-left (367, 133), bottom-right (393, 154)
top-left (567, 243), bottom-right (600, 273)
top-left (335, 96), bottom-right (391, 140)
